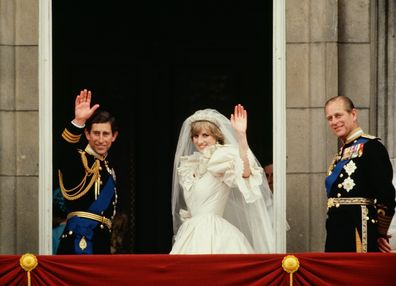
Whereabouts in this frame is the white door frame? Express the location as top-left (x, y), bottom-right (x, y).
top-left (272, 0), bottom-right (287, 253)
top-left (38, 0), bottom-right (287, 254)
top-left (38, 0), bottom-right (53, 254)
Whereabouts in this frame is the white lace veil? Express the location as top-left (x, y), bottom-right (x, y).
top-left (171, 108), bottom-right (275, 253)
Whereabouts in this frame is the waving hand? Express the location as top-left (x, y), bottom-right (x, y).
top-left (73, 89), bottom-right (100, 126)
top-left (230, 104), bottom-right (248, 134)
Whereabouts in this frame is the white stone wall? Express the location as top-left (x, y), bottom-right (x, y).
top-left (286, 0), bottom-right (339, 252)
top-left (0, 0), bottom-right (39, 254)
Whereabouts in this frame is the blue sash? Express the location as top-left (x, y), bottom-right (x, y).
top-left (66, 176), bottom-right (115, 254)
top-left (325, 138), bottom-right (368, 197)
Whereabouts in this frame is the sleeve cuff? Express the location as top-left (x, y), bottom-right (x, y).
top-left (61, 122), bottom-right (84, 144)
top-left (377, 208), bottom-right (394, 236)
top-left (71, 120), bottom-right (85, 128)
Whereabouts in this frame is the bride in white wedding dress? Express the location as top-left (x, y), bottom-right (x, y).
top-left (170, 105), bottom-right (275, 254)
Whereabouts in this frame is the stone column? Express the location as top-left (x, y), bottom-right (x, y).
top-left (286, 0), bottom-right (338, 252)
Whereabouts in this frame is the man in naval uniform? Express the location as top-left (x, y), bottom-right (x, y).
top-left (324, 95), bottom-right (395, 252)
top-left (57, 89), bottom-right (119, 254)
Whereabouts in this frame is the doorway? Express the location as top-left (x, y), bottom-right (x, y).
top-left (52, 0), bottom-right (273, 253)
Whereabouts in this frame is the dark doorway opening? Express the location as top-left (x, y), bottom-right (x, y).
top-left (52, 0), bottom-right (273, 254)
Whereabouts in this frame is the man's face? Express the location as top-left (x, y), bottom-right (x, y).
top-left (325, 99), bottom-right (358, 142)
top-left (85, 122), bottom-right (118, 156)
top-left (263, 164), bottom-right (273, 192)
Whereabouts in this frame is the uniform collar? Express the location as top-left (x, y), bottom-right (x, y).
top-left (85, 144), bottom-right (107, 161)
top-left (344, 127), bottom-right (363, 145)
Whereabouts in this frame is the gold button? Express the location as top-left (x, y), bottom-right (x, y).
top-left (336, 203), bottom-right (340, 208)
top-left (340, 174), bottom-right (343, 178)
top-left (337, 193), bottom-right (341, 198)
top-left (68, 230), bottom-right (73, 235)
top-left (338, 184), bottom-right (342, 188)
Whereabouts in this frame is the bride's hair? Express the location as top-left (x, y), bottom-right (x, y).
top-left (190, 120), bottom-right (225, 145)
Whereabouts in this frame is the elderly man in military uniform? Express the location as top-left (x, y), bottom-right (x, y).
top-left (324, 95), bottom-right (395, 252)
top-left (57, 89), bottom-right (119, 254)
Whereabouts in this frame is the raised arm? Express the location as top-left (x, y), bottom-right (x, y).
top-left (72, 89), bottom-right (100, 126)
top-left (230, 104), bottom-right (251, 178)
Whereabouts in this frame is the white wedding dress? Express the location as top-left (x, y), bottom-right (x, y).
top-left (170, 144), bottom-right (266, 254)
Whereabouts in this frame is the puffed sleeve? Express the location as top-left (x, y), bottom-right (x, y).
top-left (207, 145), bottom-right (263, 203)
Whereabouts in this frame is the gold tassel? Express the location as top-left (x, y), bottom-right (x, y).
top-left (20, 253), bottom-right (38, 286)
top-left (282, 255), bottom-right (300, 286)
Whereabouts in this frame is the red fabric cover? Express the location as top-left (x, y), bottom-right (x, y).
top-left (1, 253), bottom-right (395, 286)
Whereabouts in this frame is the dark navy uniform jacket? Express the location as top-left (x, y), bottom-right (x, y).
top-left (325, 128), bottom-right (395, 252)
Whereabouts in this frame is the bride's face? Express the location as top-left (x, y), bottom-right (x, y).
top-left (192, 128), bottom-right (217, 152)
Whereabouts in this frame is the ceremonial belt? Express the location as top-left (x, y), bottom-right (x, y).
top-left (327, 197), bottom-right (375, 253)
top-left (67, 211), bottom-right (112, 230)
top-left (327, 197), bottom-right (375, 209)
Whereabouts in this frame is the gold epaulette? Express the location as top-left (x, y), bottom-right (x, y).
top-left (361, 133), bottom-right (378, 140)
top-left (62, 128), bottom-right (81, 143)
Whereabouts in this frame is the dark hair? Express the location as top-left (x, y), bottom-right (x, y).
top-left (325, 96), bottom-right (355, 112)
top-left (86, 110), bottom-right (118, 133)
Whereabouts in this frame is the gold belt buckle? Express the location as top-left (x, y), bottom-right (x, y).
top-left (79, 236), bottom-right (87, 250)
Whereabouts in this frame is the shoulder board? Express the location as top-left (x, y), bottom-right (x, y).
top-left (361, 133), bottom-right (378, 140)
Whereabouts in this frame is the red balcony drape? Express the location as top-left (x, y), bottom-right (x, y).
top-left (1, 253), bottom-right (395, 286)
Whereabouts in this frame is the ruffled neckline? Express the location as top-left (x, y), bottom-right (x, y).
top-left (178, 144), bottom-right (222, 191)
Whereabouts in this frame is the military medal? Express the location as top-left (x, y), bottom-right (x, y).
top-left (341, 144), bottom-right (364, 160)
